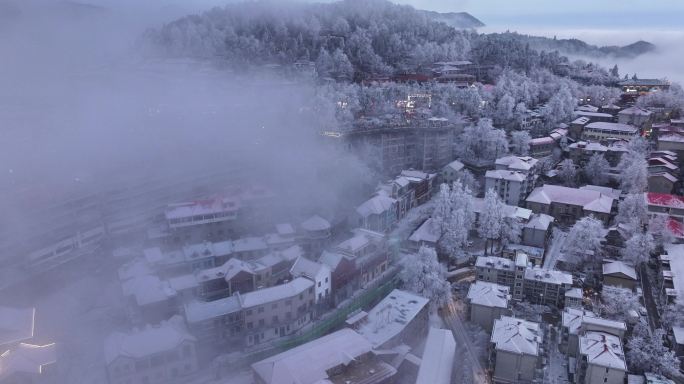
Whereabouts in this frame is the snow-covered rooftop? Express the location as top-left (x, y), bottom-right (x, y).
top-left (275, 223), bottom-right (296, 236)
top-left (572, 117), bottom-right (591, 125)
top-left (495, 156), bottom-right (539, 172)
top-left (0, 342), bottom-right (56, 380)
top-left (472, 198), bottom-right (532, 220)
top-left (602, 261), bottom-right (637, 280)
top-left (579, 185), bottom-right (622, 200)
top-left (672, 326), bottom-right (684, 345)
top-left (585, 122), bottom-right (638, 134)
top-left (121, 274), bottom-right (176, 306)
top-left (618, 106), bottom-right (653, 116)
top-left (184, 295), bottom-right (241, 324)
top-left (444, 159), bottom-right (465, 172)
top-left (241, 277), bottom-right (313, 309)
top-left (524, 213), bottom-right (554, 231)
top-left (651, 172), bottom-right (679, 183)
top-left (290, 256), bottom-right (328, 280)
top-left (491, 316), bottom-right (541, 356)
top-left (576, 104), bottom-right (599, 113)
top-left (524, 267), bottom-right (573, 285)
top-left (574, 111), bottom-right (614, 119)
top-left (251, 328), bottom-right (373, 384)
top-left (475, 256), bottom-right (515, 271)
top-left (645, 372), bottom-right (676, 384)
top-left (658, 133), bottom-right (684, 143)
top-left (562, 307), bottom-right (596, 335)
top-left (400, 169), bottom-right (434, 181)
top-left (319, 250), bottom-right (346, 270)
top-left (526, 185), bottom-right (615, 214)
top-left (408, 218), bottom-right (440, 244)
top-left (336, 229), bottom-right (384, 255)
top-left (232, 237), bottom-right (268, 253)
top-left (415, 327), bottom-right (456, 384)
top-left (467, 281), bottom-right (510, 309)
top-left (485, 169), bottom-right (526, 182)
top-left (104, 316), bottom-right (195, 365)
top-left (356, 289), bottom-right (429, 348)
top-left (300, 215), bottom-right (331, 232)
top-left (356, 193), bottom-right (396, 217)
top-left (579, 331), bottom-right (626, 370)
top-left (0, 307), bottom-right (35, 347)
top-left (530, 136), bottom-right (554, 145)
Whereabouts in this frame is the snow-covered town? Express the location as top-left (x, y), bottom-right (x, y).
top-left (3, 1), bottom-right (684, 384)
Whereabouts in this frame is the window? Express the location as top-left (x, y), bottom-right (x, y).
top-left (258, 307), bottom-right (264, 313)
top-left (182, 345), bottom-right (192, 358)
top-left (272, 303), bottom-right (277, 309)
top-left (259, 319), bottom-right (265, 327)
top-left (273, 315), bottom-right (278, 323)
top-left (317, 281), bottom-right (321, 287)
top-left (247, 322), bottom-right (253, 329)
top-left (246, 309), bottom-right (253, 316)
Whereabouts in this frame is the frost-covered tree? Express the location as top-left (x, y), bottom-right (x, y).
top-left (510, 131), bottom-right (531, 156)
top-left (432, 183), bottom-right (453, 232)
top-left (661, 299), bottom-right (684, 329)
top-left (542, 83), bottom-right (576, 126)
top-left (478, 188), bottom-right (505, 254)
top-left (626, 136), bottom-right (650, 157)
top-left (558, 158), bottom-right (578, 187)
top-left (583, 153), bottom-right (609, 185)
top-left (649, 214), bottom-right (676, 248)
top-left (599, 285), bottom-right (640, 322)
top-left (627, 327), bottom-right (681, 377)
top-left (618, 152), bottom-right (648, 193)
top-left (636, 84), bottom-right (684, 117)
top-left (499, 217), bottom-right (523, 252)
top-left (494, 93), bottom-right (515, 127)
top-left (622, 232), bottom-right (654, 265)
top-left (615, 193), bottom-right (649, 234)
top-left (440, 207), bottom-right (471, 261)
top-left (457, 169), bottom-right (480, 195)
top-left (399, 246), bottom-right (452, 309)
top-left (456, 119), bottom-right (509, 164)
top-left (564, 216), bottom-right (606, 265)
top-left (450, 180), bottom-right (476, 228)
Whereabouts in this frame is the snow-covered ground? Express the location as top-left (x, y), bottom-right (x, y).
top-left (543, 229), bottom-right (568, 270)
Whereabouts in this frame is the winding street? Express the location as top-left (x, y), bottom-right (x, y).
top-left (442, 299), bottom-right (490, 384)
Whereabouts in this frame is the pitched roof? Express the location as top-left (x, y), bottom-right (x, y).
top-left (585, 122), bottom-right (638, 134)
top-left (646, 192), bottom-right (684, 209)
top-left (526, 185), bottom-right (614, 214)
top-left (415, 328), bottom-right (456, 384)
top-left (251, 328), bottom-right (372, 384)
top-left (524, 213), bottom-right (554, 231)
top-left (491, 316), bottom-right (541, 356)
top-left (356, 193), bottom-right (396, 217)
top-left (444, 160), bottom-right (465, 172)
top-left (241, 278), bottom-right (313, 309)
top-left (300, 215), bottom-right (331, 232)
top-left (485, 169), bottom-right (526, 182)
top-left (619, 106), bottom-right (653, 116)
top-left (356, 289), bottom-right (429, 348)
top-left (495, 156), bottom-right (539, 172)
top-left (602, 261), bottom-right (637, 280)
top-left (104, 316), bottom-right (195, 365)
top-left (290, 256), bottom-right (328, 279)
top-left (467, 281), bottom-right (510, 309)
top-left (579, 331), bottom-right (626, 370)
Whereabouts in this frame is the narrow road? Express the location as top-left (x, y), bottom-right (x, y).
top-left (639, 263), bottom-right (661, 331)
top-left (543, 230), bottom-right (567, 270)
top-left (442, 300), bottom-right (489, 384)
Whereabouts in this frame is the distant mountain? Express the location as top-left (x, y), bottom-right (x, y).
top-left (420, 10), bottom-right (485, 29)
top-left (489, 32), bottom-right (656, 59)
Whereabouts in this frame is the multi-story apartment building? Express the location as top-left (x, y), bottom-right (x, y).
top-left (354, 192), bottom-right (398, 233)
top-left (489, 316), bottom-right (542, 384)
top-left (576, 332), bottom-right (626, 384)
top-left (289, 256), bottom-right (332, 306)
top-left (484, 170), bottom-right (531, 206)
top-left (183, 277), bottom-right (315, 348)
top-left (475, 255), bottom-right (573, 307)
top-left (581, 122), bottom-right (639, 142)
top-left (441, 159), bottom-right (464, 185)
top-left (526, 185), bottom-right (616, 225)
top-left (568, 141), bottom-right (627, 168)
top-left (560, 307), bottom-right (626, 358)
top-left (104, 316), bottom-right (198, 384)
top-left (467, 281), bottom-right (512, 332)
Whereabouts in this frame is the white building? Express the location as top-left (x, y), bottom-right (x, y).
top-left (484, 170), bottom-right (529, 206)
top-left (104, 316), bottom-right (198, 384)
top-left (490, 316), bottom-right (541, 384)
top-left (289, 256), bottom-right (331, 304)
top-left (561, 307), bottom-right (626, 357)
top-left (564, 287), bottom-right (584, 308)
top-left (251, 328), bottom-right (396, 384)
top-left (526, 184), bottom-right (616, 225)
top-left (442, 159), bottom-right (465, 185)
top-left (582, 122), bottom-right (639, 141)
top-left (355, 289), bottom-right (429, 348)
top-left (467, 281), bottom-right (511, 332)
top-left (577, 331), bottom-right (626, 384)
top-left (415, 327), bottom-right (456, 384)
top-left (495, 156), bottom-right (539, 174)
